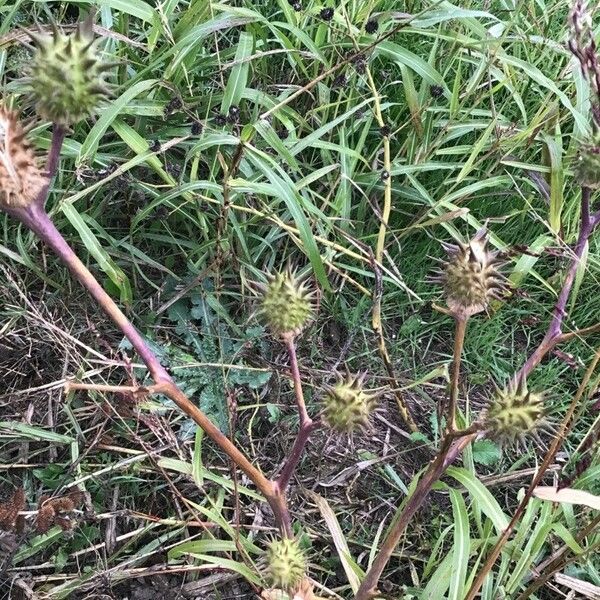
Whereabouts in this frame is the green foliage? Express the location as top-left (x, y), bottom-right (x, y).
top-left (123, 278), bottom-right (271, 433)
top-left (1, 0), bottom-right (600, 598)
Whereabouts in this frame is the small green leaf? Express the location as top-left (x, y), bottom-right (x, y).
top-left (472, 440), bottom-right (502, 467)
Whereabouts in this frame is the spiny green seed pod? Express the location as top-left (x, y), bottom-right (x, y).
top-left (28, 17), bottom-right (111, 124)
top-left (322, 372), bottom-right (377, 433)
top-left (483, 379), bottom-right (545, 445)
top-left (266, 538), bottom-right (306, 590)
top-left (0, 106), bottom-right (46, 208)
top-left (258, 268), bottom-right (314, 338)
top-left (575, 140), bottom-right (600, 189)
top-left (432, 230), bottom-right (507, 318)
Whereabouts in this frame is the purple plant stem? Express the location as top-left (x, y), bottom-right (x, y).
top-left (13, 203), bottom-right (172, 384)
top-left (8, 202), bottom-right (292, 530)
top-left (275, 335), bottom-right (318, 493)
top-left (1, 117), bottom-right (299, 536)
top-left (44, 126), bottom-right (66, 186)
top-left (285, 335), bottom-right (311, 425)
top-left (354, 432), bottom-right (478, 600)
top-left (518, 187), bottom-right (597, 380)
top-left (277, 420), bottom-right (319, 492)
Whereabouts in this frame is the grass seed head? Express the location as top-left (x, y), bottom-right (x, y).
top-left (266, 538), bottom-right (306, 590)
top-left (483, 378), bottom-right (546, 445)
top-left (258, 267), bottom-right (314, 339)
top-left (0, 106), bottom-right (46, 208)
top-left (433, 230), bottom-right (508, 318)
top-left (28, 17), bottom-right (111, 124)
top-left (322, 372), bottom-right (377, 433)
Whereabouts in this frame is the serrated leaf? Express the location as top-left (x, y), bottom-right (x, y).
top-left (472, 439), bottom-right (502, 466)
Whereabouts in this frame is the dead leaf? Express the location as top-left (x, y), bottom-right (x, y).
top-left (533, 486), bottom-right (600, 510)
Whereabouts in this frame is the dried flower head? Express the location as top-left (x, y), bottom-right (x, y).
top-left (0, 487), bottom-right (26, 532)
top-left (28, 17), bottom-right (112, 124)
top-left (36, 490), bottom-right (82, 533)
top-left (483, 378), bottom-right (546, 445)
top-left (322, 372), bottom-right (377, 433)
top-left (257, 267), bottom-right (314, 338)
top-left (569, 0), bottom-right (600, 128)
top-left (266, 538), bottom-right (306, 590)
top-left (0, 107), bottom-right (46, 208)
top-left (432, 230), bottom-right (508, 318)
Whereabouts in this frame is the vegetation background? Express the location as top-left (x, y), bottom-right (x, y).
top-left (0, 0), bottom-right (599, 598)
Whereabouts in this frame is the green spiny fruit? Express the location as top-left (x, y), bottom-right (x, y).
top-left (432, 230), bottom-right (508, 318)
top-left (322, 372), bottom-right (377, 433)
top-left (266, 538), bottom-right (306, 590)
top-left (258, 268), bottom-right (314, 338)
top-left (28, 17), bottom-right (112, 124)
top-left (483, 379), bottom-right (546, 445)
top-left (575, 139), bottom-right (600, 189)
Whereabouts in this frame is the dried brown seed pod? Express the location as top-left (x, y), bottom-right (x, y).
top-left (0, 487), bottom-right (25, 532)
top-left (0, 107), bottom-right (46, 208)
top-left (431, 229), bottom-right (508, 318)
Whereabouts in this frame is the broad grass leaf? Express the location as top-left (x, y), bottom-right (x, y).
top-left (308, 491), bottom-right (363, 592)
top-left (446, 467), bottom-right (509, 534)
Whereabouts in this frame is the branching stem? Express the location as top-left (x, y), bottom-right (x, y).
top-left (276, 334), bottom-right (319, 493)
top-left (518, 187), bottom-right (598, 380)
top-left (354, 431), bottom-right (478, 600)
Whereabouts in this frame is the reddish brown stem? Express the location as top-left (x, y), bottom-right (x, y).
top-left (284, 334), bottom-right (311, 426)
top-left (518, 187), bottom-right (597, 380)
top-left (160, 383), bottom-right (274, 501)
top-left (464, 348), bottom-right (600, 600)
top-left (277, 420), bottom-right (319, 492)
top-left (276, 335), bottom-right (318, 492)
top-left (354, 432), bottom-right (477, 600)
top-left (5, 199), bottom-right (293, 536)
top-left (18, 203), bottom-right (171, 384)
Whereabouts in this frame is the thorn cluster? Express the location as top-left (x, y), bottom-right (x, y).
top-left (483, 379), bottom-right (546, 445)
top-left (432, 230), bottom-right (508, 318)
top-left (322, 372), bottom-right (377, 433)
top-left (258, 267), bottom-right (314, 339)
top-left (28, 17), bottom-right (112, 124)
top-left (266, 538), bottom-right (307, 590)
